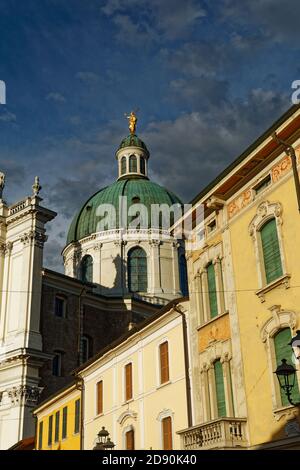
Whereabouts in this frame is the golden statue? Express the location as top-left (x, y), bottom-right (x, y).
top-left (125, 111), bottom-right (138, 134)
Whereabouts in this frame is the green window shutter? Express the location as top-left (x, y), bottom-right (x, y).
top-left (260, 219), bottom-right (283, 284)
top-left (62, 406), bottom-right (68, 439)
top-left (214, 360), bottom-right (226, 417)
top-left (38, 421), bottom-right (43, 450)
top-left (207, 263), bottom-right (218, 318)
top-left (274, 328), bottom-right (300, 406)
top-left (54, 411), bottom-right (60, 442)
top-left (74, 399), bottom-right (80, 434)
top-left (48, 415), bottom-right (53, 446)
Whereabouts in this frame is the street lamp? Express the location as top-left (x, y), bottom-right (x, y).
top-left (274, 359), bottom-right (299, 406)
top-left (93, 427), bottom-right (115, 450)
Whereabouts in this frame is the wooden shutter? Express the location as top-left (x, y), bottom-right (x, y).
top-left (160, 342), bottom-right (169, 384)
top-left (38, 421), bottom-right (43, 450)
top-left (74, 399), bottom-right (80, 434)
top-left (125, 430), bottom-right (135, 450)
top-left (62, 407), bottom-right (68, 439)
top-left (261, 219), bottom-right (283, 284)
top-left (125, 363), bottom-right (133, 401)
top-left (48, 415), bottom-right (53, 446)
top-left (97, 381), bottom-right (103, 415)
top-left (274, 328), bottom-right (300, 406)
top-left (54, 411), bottom-right (60, 442)
top-left (207, 263), bottom-right (218, 318)
top-left (162, 417), bottom-right (173, 450)
top-left (214, 360), bottom-right (226, 417)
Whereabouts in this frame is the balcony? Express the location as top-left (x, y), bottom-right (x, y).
top-left (178, 417), bottom-right (248, 450)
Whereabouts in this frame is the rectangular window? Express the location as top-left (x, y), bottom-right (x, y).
top-left (254, 174), bottom-right (271, 194)
top-left (162, 417), bottom-right (173, 450)
top-left (62, 406), bottom-right (68, 439)
top-left (54, 411), bottom-right (60, 443)
top-left (38, 421), bottom-right (43, 450)
top-left (97, 381), bottom-right (103, 415)
top-left (55, 296), bottom-right (65, 317)
top-left (74, 399), bottom-right (80, 434)
top-left (159, 341), bottom-right (170, 384)
top-left (52, 352), bottom-right (62, 377)
top-left (207, 219), bottom-right (216, 234)
top-left (48, 415), bottom-right (53, 446)
top-left (125, 363), bottom-right (133, 401)
top-left (207, 263), bottom-right (218, 318)
top-left (125, 429), bottom-right (135, 450)
top-left (260, 218), bottom-right (283, 284)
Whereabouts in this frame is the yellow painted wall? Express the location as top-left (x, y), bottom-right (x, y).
top-left (229, 170), bottom-right (300, 446)
top-left (80, 309), bottom-right (188, 450)
top-left (35, 386), bottom-right (81, 450)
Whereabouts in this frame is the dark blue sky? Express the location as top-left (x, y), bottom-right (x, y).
top-left (1, 0), bottom-right (300, 269)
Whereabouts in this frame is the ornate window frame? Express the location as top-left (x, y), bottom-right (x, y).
top-left (248, 201), bottom-right (290, 302)
top-left (156, 409), bottom-right (174, 450)
top-left (260, 305), bottom-right (299, 420)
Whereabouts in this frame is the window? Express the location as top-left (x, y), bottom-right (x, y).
top-left (125, 363), bottom-right (133, 401)
top-left (214, 360), bottom-right (226, 417)
top-left (52, 352), bottom-right (62, 377)
top-left (97, 381), bottom-right (103, 415)
top-left (125, 429), bottom-right (135, 450)
top-left (54, 411), bottom-right (60, 443)
top-left (159, 341), bottom-right (170, 384)
top-left (128, 247), bottom-right (147, 292)
top-left (207, 263), bottom-right (218, 318)
top-left (121, 156), bottom-right (127, 175)
top-left (162, 417), bottom-right (173, 450)
top-left (38, 421), bottom-right (43, 450)
top-left (129, 155), bottom-right (137, 172)
top-left (260, 219), bottom-right (283, 284)
top-left (48, 415), bottom-right (53, 446)
top-left (274, 328), bottom-right (300, 406)
top-left (54, 296), bottom-right (65, 318)
top-left (254, 174), bottom-right (271, 195)
top-left (74, 399), bottom-right (80, 434)
top-left (80, 335), bottom-right (92, 364)
top-left (80, 255), bottom-right (93, 283)
top-left (140, 157), bottom-right (145, 174)
top-left (179, 254), bottom-right (189, 296)
top-left (62, 407), bottom-right (68, 439)
top-left (207, 219), bottom-right (216, 234)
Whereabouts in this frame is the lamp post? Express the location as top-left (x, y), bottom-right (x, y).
top-left (93, 427), bottom-right (115, 450)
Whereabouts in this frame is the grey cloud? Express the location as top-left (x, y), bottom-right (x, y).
top-left (75, 71), bottom-right (100, 84)
top-left (0, 109), bottom-right (16, 122)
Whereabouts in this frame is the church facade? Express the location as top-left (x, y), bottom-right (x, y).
top-left (0, 122), bottom-right (186, 449)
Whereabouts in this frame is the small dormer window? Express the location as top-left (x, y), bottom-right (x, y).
top-left (132, 196), bottom-right (140, 204)
top-left (129, 155), bottom-right (137, 172)
top-left (207, 219), bottom-right (216, 234)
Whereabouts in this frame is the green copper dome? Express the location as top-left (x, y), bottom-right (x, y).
top-left (67, 178), bottom-right (182, 245)
top-left (118, 134), bottom-right (149, 154)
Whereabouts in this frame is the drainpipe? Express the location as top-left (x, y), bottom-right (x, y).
top-left (174, 305), bottom-right (193, 428)
top-left (272, 132), bottom-right (300, 212)
top-left (77, 287), bottom-right (86, 367)
top-left (76, 376), bottom-right (84, 450)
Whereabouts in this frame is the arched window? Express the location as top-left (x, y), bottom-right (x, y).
top-left (140, 157), bottom-right (145, 174)
top-left (260, 218), bottom-right (283, 284)
top-left (214, 359), bottom-right (226, 417)
top-left (207, 262), bottom-right (218, 318)
top-left (179, 254), bottom-right (188, 296)
top-left (128, 247), bottom-right (147, 292)
top-left (80, 255), bottom-right (93, 283)
top-left (121, 156), bottom-right (127, 175)
top-left (129, 155), bottom-right (137, 172)
top-left (274, 328), bottom-right (300, 406)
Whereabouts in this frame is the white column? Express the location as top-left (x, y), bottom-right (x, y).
top-left (201, 268), bottom-right (210, 323)
top-left (214, 256), bottom-right (225, 314)
top-left (150, 240), bottom-right (163, 294)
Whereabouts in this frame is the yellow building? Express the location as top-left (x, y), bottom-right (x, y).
top-left (76, 298), bottom-right (190, 450)
top-left (33, 382), bottom-right (82, 450)
top-left (177, 104), bottom-right (300, 449)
